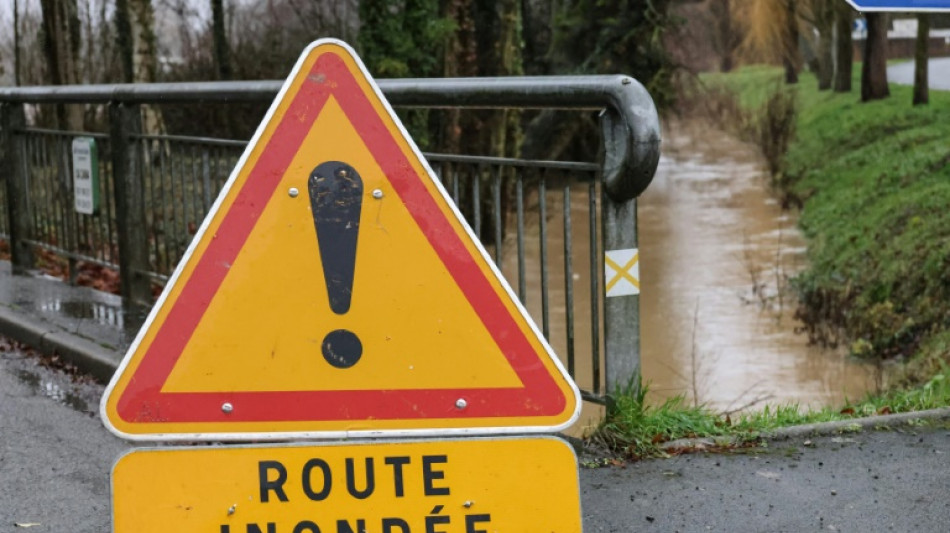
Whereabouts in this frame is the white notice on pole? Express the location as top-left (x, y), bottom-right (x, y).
top-left (72, 137), bottom-right (99, 215)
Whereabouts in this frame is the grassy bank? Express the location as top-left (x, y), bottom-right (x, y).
top-left (590, 368), bottom-right (950, 459)
top-left (591, 68), bottom-right (950, 458)
top-left (705, 66), bottom-right (950, 378)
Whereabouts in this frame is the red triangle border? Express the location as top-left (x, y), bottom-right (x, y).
top-left (116, 49), bottom-right (568, 426)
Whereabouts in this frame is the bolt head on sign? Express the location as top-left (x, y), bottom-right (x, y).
top-left (99, 39), bottom-right (580, 441)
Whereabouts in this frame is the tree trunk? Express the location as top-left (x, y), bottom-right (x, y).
top-left (13, 0), bottom-right (21, 86)
top-left (861, 12), bottom-right (889, 102)
top-left (115, 0), bottom-right (134, 83)
top-left (710, 0), bottom-right (737, 72)
top-left (833, 1), bottom-right (853, 92)
top-left (913, 14), bottom-right (929, 106)
top-left (212, 0), bottom-right (232, 81)
top-left (39, 0), bottom-right (83, 129)
top-left (816, 0), bottom-right (834, 90)
top-left (128, 0), bottom-right (157, 85)
top-left (440, 0), bottom-right (477, 154)
top-left (521, 0), bottom-right (552, 75)
top-left (473, 0), bottom-right (522, 157)
top-left (783, 0), bottom-right (799, 84)
top-left (117, 0), bottom-right (165, 135)
top-left (492, 0), bottom-right (523, 157)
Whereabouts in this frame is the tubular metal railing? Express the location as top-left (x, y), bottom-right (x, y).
top-left (0, 76), bottom-right (660, 405)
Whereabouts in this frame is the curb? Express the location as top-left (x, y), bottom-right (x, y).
top-left (764, 407), bottom-right (950, 440)
top-left (0, 305), bottom-right (120, 383)
top-left (660, 408), bottom-right (950, 452)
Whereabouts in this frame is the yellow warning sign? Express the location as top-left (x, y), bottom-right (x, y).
top-left (112, 438), bottom-right (582, 533)
top-left (100, 39), bottom-right (579, 440)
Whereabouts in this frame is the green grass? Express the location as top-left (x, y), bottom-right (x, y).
top-left (591, 66), bottom-right (950, 459)
top-left (591, 365), bottom-right (950, 459)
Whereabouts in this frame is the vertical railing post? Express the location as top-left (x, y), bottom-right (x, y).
top-left (599, 99), bottom-right (658, 404)
top-left (0, 103), bottom-right (35, 273)
top-left (601, 193), bottom-right (640, 397)
top-left (599, 111), bottom-right (641, 400)
top-left (109, 102), bottom-right (152, 307)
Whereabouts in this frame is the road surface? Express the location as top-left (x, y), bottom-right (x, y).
top-left (887, 57), bottom-right (950, 90)
top-left (2, 343), bottom-right (949, 532)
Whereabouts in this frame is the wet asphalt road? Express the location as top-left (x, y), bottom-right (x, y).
top-left (2, 346), bottom-right (950, 533)
top-left (0, 344), bottom-right (127, 532)
top-left (582, 429), bottom-right (950, 532)
top-left (888, 58), bottom-right (950, 91)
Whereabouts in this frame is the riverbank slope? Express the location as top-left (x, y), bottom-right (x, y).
top-left (705, 66), bottom-right (950, 387)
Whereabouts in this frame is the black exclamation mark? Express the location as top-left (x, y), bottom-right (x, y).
top-left (309, 161), bottom-right (363, 369)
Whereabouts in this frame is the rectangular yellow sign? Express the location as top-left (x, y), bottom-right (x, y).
top-left (112, 437), bottom-right (582, 532)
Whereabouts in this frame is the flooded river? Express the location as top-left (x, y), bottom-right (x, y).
top-left (638, 121), bottom-right (875, 413)
top-left (499, 120), bottom-right (876, 434)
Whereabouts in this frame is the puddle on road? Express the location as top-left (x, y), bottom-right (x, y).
top-left (12, 367), bottom-right (92, 414)
top-left (28, 299), bottom-right (125, 328)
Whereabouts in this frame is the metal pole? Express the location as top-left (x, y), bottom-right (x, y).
top-left (109, 102), bottom-right (151, 308)
top-left (0, 103), bottom-right (34, 272)
top-left (600, 107), bottom-right (649, 402)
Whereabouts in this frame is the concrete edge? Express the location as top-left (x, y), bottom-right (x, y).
top-left (764, 407), bottom-right (950, 440)
top-left (0, 305), bottom-right (119, 383)
top-left (659, 408), bottom-right (950, 452)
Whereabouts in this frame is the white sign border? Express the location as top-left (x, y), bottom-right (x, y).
top-left (99, 39), bottom-right (581, 443)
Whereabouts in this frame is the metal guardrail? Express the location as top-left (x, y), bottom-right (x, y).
top-left (0, 76), bottom-right (660, 405)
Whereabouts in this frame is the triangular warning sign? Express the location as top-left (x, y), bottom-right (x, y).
top-left (101, 39), bottom-right (580, 440)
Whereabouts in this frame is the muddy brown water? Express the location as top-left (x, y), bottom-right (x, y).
top-left (498, 121), bottom-right (875, 436)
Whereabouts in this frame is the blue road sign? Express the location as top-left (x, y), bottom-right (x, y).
top-left (846, 0), bottom-right (950, 11)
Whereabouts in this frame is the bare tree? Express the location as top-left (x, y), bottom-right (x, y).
top-left (80, 0), bottom-right (122, 84)
top-left (39, 0), bottom-right (84, 129)
top-left (710, 0), bottom-right (742, 72)
top-left (833, 1), bottom-right (853, 92)
top-left (211, 0), bottom-right (231, 81)
top-left (913, 13), bottom-right (929, 106)
top-left (783, 0), bottom-right (799, 83)
top-left (812, 0), bottom-right (834, 90)
top-left (861, 12), bottom-right (889, 101)
top-left (13, 0), bottom-right (21, 85)
top-left (116, 0), bottom-right (165, 134)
